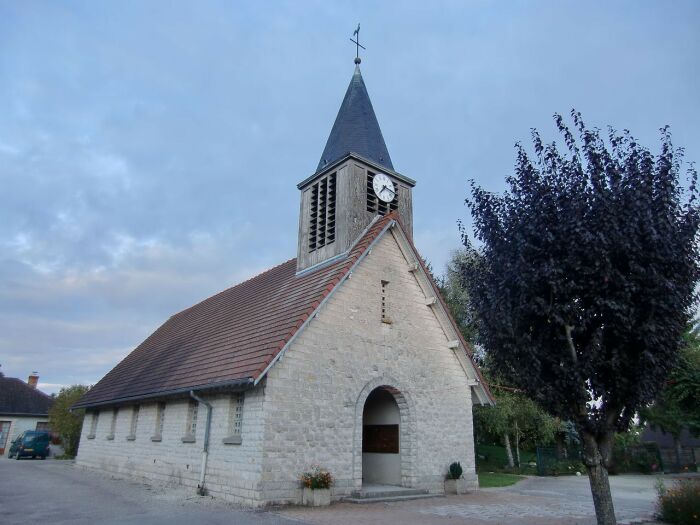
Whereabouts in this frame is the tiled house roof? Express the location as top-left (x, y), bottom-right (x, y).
top-left (74, 213), bottom-right (492, 409)
top-left (0, 375), bottom-right (53, 416)
top-left (74, 215), bottom-right (394, 409)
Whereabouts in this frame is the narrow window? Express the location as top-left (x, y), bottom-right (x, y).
top-left (106, 408), bottom-right (118, 439)
top-left (381, 280), bottom-right (391, 324)
top-left (87, 411), bottom-right (99, 439)
top-left (152, 402), bottom-right (165, 441)
top-left (182, 401), bottom-right (198, 442)
top-left (223, 393), bottom-right (245, 445)
top-left (308, 173), bottom-right (336, 252)
top-left (128, 406), bottom-right (139, 440)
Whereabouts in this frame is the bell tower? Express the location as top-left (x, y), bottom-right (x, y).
top-left (296, 61), bottom-right (415, 273)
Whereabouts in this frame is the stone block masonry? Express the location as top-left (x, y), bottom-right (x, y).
top-left (260, 231), bottom-right (478, 505)
top-left (76, 388), bottom-right (268, 506)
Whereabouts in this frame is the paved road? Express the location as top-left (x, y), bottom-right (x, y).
top-left (0, 459), bottom-right (306, 525)
top-left (281, 474), bottom-right (666, 525)
top-left (0, 459), bottom-right (682, 525)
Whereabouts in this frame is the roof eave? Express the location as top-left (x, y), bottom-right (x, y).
top-left (0, 412), bottom-right (50, 417)
top-left (298, 152), bottom-right (416, 190)
top-left (387, 221), bottom-right (496, 406)
top-left (71, 377), bottom-right (255, 410)
top-left (252, 216), bottom-right (494, 406)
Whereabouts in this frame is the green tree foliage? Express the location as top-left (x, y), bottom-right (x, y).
top-left (436, 249), bottom-right (478, 343)
top-left (48, 385), bottom-right (90, 457)
top-left (640, 324), bottom-right (700, 462)
top-left (474, 390), bottom-right (558, 468)
top-left (461, 112), bottom-right (700, 525)
top-left (667, 325), bottom-right (700, 430)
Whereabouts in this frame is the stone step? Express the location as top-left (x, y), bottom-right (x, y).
top-left (345, 487), bottom-right (440, 504)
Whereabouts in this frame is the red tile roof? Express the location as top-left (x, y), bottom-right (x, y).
top-left (74, 215), bottom-right (394, 409)
top-left (75, 213), bottom-right (492, 409)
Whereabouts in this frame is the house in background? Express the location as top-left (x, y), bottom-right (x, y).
top-left (641, 425), bottom-right (700, 472)
top-left (0, 370), bottom-right (54, 457)
top-left (73, 59), bottom-right (493, 506)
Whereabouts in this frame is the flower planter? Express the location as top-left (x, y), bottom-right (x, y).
top-left (302, 487), bottom-right (331, 507)
top-left (444, 478), bottom-right (470, 495)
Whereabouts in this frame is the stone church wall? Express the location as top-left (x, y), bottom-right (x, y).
top-left (75, 386), bottom-right (267, 506)
top-left (259, 231), bottom-right (477, 505)
top-left (74, 229), bottom-right (480, 507)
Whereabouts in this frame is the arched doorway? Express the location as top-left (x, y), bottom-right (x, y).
top-left (362, 387), bottom-right (401, 485)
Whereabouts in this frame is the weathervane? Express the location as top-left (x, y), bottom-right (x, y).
top-left (350, 23), bottom-right (365, 64)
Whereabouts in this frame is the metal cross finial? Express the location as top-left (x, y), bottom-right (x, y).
top-left (350, 23), bottom-right (365, 64)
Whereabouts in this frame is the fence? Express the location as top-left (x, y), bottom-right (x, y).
top-left (535, 446), bottom-right (583, 476)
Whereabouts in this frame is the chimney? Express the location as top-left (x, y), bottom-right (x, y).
top-left (28, 371), bottom-right (39, 389)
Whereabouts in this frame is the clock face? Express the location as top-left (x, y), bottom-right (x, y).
top-left (372, 173), bottom-right (396, 203)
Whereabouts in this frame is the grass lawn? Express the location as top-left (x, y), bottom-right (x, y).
top-left (478, 472), bottom-right (525, 488)
top-left (476, 444), bottom-right (538, 475)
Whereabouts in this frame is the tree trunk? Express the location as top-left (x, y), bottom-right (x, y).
top-left (582, 431), bottom-right (616, 525)
top-left (674, 436), bottom-right (683, 471)
top-left (504, 433), bottom-right (515, 468)
top-left (555, 434), bottom-right (567, 460)
top-left (514, 421), bottom-right (521, 468)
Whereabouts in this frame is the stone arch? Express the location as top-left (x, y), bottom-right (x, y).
top-left (352, 376), bottom-right (417, 488)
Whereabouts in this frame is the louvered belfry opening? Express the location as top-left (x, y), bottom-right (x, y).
top-left (366, 171), bottom-right (398, 216)
top-left (308, 172), bottom-right (337, 253)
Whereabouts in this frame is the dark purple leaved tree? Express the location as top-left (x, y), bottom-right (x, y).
top-left (461, 112), bottom-right (699, 525)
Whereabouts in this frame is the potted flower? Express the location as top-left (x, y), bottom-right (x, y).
top-left (444, 462), bottom-right (469, 494)
top-left (300, 465), bottom-right (334, 506)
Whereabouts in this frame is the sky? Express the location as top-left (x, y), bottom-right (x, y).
top-left (1, 1), bottom-right (698, 394)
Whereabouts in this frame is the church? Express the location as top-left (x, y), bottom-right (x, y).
top-left (74, 55), bottom-right (493, 507)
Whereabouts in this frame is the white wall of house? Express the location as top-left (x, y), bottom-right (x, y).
top-left (75, 387), bottom-right (267, 506)
top-left (1, 416), bottom-right (50, 457)
top-left (259, 231), bottom-right (478, 504)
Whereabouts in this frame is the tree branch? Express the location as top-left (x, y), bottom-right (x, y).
top-left (565, 324), bottom-right (578, 364)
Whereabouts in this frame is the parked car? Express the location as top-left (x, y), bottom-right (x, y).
top-left (8, 430), bottom-right (50, 459)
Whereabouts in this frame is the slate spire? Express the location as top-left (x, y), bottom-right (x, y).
top-left (317, 65), bottom-right (394, 172)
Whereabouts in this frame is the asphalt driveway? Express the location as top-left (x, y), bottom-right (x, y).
top-left (0, 459), bottom-right (682, 525)
top-left (0, 459), bottom-right (304, 525)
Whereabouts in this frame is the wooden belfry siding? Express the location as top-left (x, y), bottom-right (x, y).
top-left (297, 157), bottom-right (413, 272)
top-left (308, 172), bottom-right (337, 252)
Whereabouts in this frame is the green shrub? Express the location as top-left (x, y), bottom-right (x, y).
top-left (656, 478), bottom-right (700, 524)
top-left (547, 459), bottom-right (586, 476)
top-left (611, 443), bottom-right (661, 475)
top-left (448, 462), bottom-right (463, 480)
